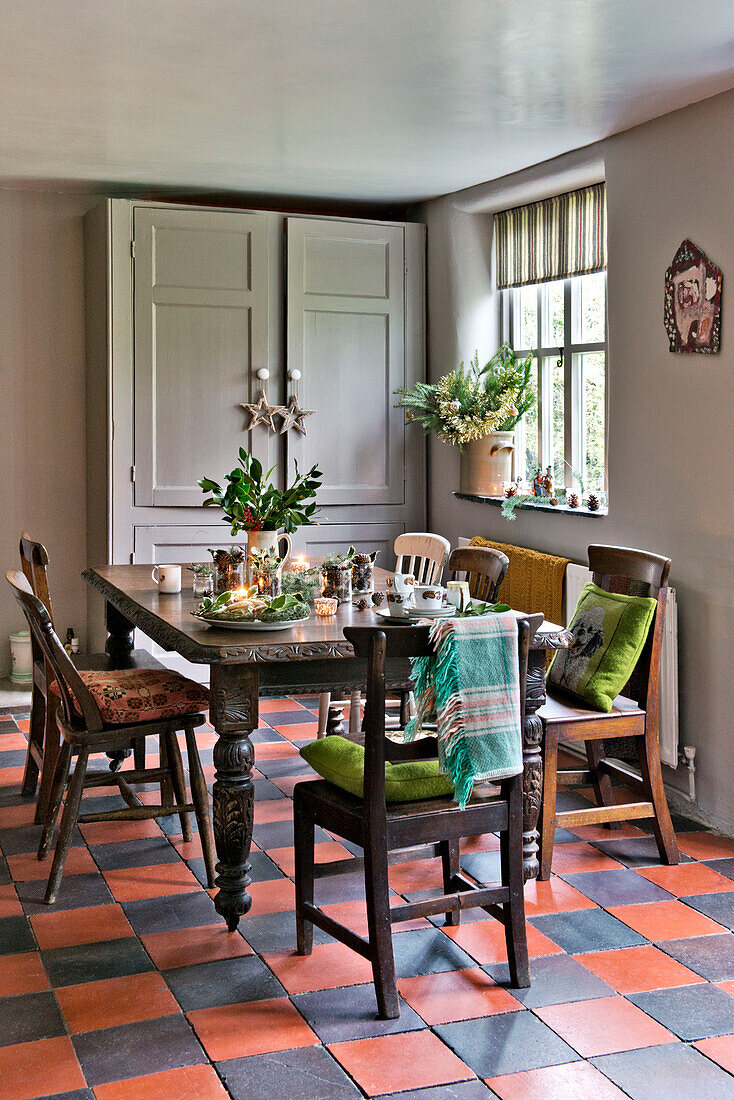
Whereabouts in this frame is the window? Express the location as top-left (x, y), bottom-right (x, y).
top-left (499, 272), bottom-right (607, 494)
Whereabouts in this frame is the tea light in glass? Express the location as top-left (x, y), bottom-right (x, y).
top-left (252, 566), bottom-right (281, 599)
top-left (191, 565), bottom-right (214, 597)
top-left (292, 556), bottom-right (308, 575)
top-left (315, 596), bottom-right (338, 617)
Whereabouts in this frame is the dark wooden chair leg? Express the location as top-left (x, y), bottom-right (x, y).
top-left (164, 730), bottom-right (193, 842)
top-left (45, 748), bottom-right (90, 904)
top-left (638, 730), bottom-right (680, 865)
top-left (399, 691), bottom-right (411, 728)
top-left (364, 834), bottom-right (399, 1019)
top-left (293, 791), bottom-right (315, 955)
top-left (22, 682), bottom-right (44, 798)
top-left (133, 736), bottom-right (147, 772)
top-left (441, 839), bottom-right (461, 926)
top-left (158, 733), bottom-right (174, 811)
top-left (585, 739), bottom-right (620, 830)
top-left (501, 773), bottom-right (530, 988)
top-left (38, 740), bottom-right (73, 860)
top-left (539, 724), bottom-right (558, 881)
top-left (184, 726), bottom-right (216, 888)
top-left (35, 707), bottom-right (61, 826)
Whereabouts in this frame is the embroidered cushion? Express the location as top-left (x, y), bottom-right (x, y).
top-left (300, 735), bottom-right (454, 802)
top-left (547, 582), bottom-right (657, 712)
top-left (51, 668), bottom-right (209, 725)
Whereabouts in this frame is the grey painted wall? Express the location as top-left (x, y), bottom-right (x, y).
top-left (421, 88), bottom-right (734, 832)
top-left (0, 189), bottom-right (98, 674)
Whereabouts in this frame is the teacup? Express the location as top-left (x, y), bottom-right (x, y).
top-left (414, 584), bottom-right (446, 612)
top-left (386, 591), bottom-right (413, 617)
top-left (385, 572), bottom-right (416, 599)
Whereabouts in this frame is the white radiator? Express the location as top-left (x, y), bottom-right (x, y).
top-left (565, 563), bottom-right (679, 768)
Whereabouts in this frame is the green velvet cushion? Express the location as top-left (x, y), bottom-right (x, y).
top-left (300, 735), bottom-right (454, 802)
top-left (547, 581), bottom-right (657, 712)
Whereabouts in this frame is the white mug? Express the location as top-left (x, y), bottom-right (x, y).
top-left (152, 565), bottom-right (182, 593)
top-left (447, 580), bottom-right (471, 612)
top-left (414, 584), bottom-right (446, 612)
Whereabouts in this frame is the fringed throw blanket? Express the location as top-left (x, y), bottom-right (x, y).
top-left (405, 615), bottom-right (523, 808)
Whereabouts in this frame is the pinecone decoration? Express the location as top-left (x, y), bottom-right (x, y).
top-left (587, 494), bottom-right (600, 512)
top-left (356, 598), bottom-right (369, 611)
top-left (504, 485), bottom-right (517, 498)
top-left (567, 492), bottom-right (579, 509)
top-left (371, 592), bottom-right (385, 606)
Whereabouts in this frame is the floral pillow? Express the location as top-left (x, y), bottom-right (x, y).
top-left (51, 668), bottom-right (209, 725)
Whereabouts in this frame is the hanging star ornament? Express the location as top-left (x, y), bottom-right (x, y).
top-left (240, 390), bottom-right (279, 432)
top-left (277, 394), bottom-right (316, 435)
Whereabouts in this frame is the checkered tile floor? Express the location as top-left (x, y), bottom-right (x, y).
top-left (1, 701), bottom-right (734, 1099)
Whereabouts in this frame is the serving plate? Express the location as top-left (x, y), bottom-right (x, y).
top-left (191, 613), bottom-right (311, 632)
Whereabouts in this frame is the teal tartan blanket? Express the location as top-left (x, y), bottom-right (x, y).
top-left (405, 614), bottom-right (523, 808)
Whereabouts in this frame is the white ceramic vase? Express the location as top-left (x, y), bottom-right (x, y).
top-left (247, 529), bottom-right (292, 583)
top-left (459, 431), bottom-right (515, 497)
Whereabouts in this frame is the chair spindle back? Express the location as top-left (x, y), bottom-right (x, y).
top-left (6, 570), bottom-right (103, 732)
top-left (448, 546), bottom-right (509, 604)
top-left (394, 532), bottom-right (451, 585)
top-left (586, 544), bottom-right (671, 715)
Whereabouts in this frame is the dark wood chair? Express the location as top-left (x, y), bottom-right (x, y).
top-left (447, 545), bottom-right (510, 604)
top-left (7, 569), bottom-right (216, 904)
top-left (293, 620), bottom-right (531, 1019)
top-left (537, 544), bottom-right (680, 880)
top-left (19, 533), bottom-right (160, 823)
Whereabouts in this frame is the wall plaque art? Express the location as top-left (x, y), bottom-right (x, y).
top-left (664, 239), bottom-right (722, 354)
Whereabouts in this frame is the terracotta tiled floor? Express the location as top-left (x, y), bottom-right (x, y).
top-left (1, 703), bottom-right (734, 1099)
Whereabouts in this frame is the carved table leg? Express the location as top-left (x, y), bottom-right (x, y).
top-left (105, 601), bottom-right (135, 662)
top-left (522, 653), bottom-right (546, 881)
top-left (326, 691), bottom-right (348, 736)
top-left (105, 601), bottom-right (136, 771)
top-left (209, 663), bottom-right (258, 931)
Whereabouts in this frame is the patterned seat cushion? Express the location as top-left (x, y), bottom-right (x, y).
top-left (51, 668), bottom-right (209, 725)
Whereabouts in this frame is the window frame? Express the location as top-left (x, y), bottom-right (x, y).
top-left (499, 273), bottom-right (608, 494)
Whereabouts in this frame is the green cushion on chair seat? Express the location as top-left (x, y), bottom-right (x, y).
top-left (300, 736), bottom-right (455, 802)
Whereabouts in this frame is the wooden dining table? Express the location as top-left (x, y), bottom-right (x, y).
top-left (83, 563), bottom-right (572, 932)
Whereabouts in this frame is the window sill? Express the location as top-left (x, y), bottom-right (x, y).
top-left (453, 491), bottom-right (608, 518)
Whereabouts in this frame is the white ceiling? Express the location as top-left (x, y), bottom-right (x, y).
top-left (2, 0), bottom-right (734, 202)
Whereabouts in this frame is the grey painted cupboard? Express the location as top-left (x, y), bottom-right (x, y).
top-left (84, 200), bottom-right (426, 651)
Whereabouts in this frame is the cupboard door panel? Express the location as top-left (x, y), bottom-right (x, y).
top-left (133, 525), bottom-right (243, 565)
top-left (293, 523), bottom-right (404, 568)
top-left (286, 218), bottom-right (405, 506)
top-left (133, 208), bottom-right (270, 508)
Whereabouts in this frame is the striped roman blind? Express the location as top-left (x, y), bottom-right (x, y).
top-left (494, 183), bottom-right (606, 289)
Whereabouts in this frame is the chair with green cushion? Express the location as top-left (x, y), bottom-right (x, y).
top-left (293, 621), bottom-right (532, 1020)
top-left (538, 543), bottom-right (680, 880)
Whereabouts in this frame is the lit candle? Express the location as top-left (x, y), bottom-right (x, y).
top-left (315, 596), bottom-right (338, 617)
top-left (292, 556), bottom-right (308, 575)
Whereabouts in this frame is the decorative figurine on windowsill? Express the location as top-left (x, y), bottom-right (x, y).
top-left (542, 466), bottom-right (553, 498)
top-left (533, 469), bottom-right (544, 497)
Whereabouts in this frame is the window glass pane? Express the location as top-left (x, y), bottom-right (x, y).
top-left (552, 354), bottom-right (565, 488)
top-left (539, 355), bottom-right (565, 491)
top-left (522, 357), bottom-right (539, 484)
top-left (541, 280), bottom-right (564, 347)
top-left (574, 272), bottom-right (606, 343)
top-left (582, 352), bottom-right (606, 492)
top-left (514, 285), bottom-right (537, 350)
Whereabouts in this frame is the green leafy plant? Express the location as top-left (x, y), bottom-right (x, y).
top-left (395, 344), bottom-right (534, 451)
top-left (456, 601), bottom-right (511, 617)
top-left (199, 450), bottom-right (322, 536)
